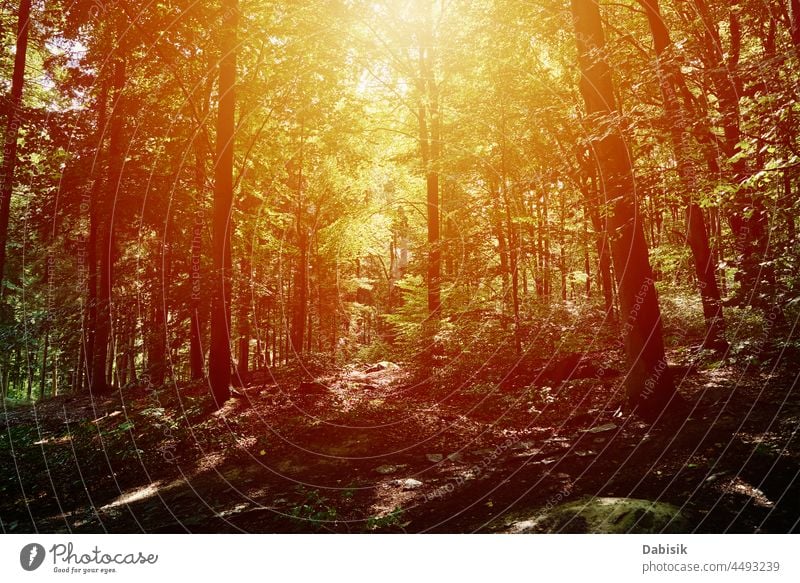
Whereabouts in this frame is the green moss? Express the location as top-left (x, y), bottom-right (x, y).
top-left (508, 497), bottom-right (690, 534)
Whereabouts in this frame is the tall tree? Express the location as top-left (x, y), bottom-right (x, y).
top-left (638, 0), bottom-right (728, 349)
top-left (416, 0), bottom-right (441, 316)
top-left (289, 137), bottom-right (308, 355)
top-left (208, 0), bottom-right (238, 407)
top-left (0, 0), bottom-right (32, 294)
top-left (789, 0), bottom-right (800, 53)
top-left (571, 0), bottom-right (676, 419)
top-left (90, 58), bottom-right (125, 395)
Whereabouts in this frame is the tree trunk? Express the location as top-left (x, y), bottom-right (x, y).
top-left (559, 186), bottom-right (568, 301)
top-left (789, 0), bottom-right (800, 53)
top-left (571, 0), bottom-right (676, 419)
top-left (542, 190), bottom-right (550, 298)
top-left (693, 0), bottom-right (770, 307)
top-left (26, 346), bottom-right (33, 400)
top-left (500, 181), bottom-right (521, 354)
top-left (490, 182), bottom-right (510, 314)
top-left (290, 191), bottom-right (307, 355)
top-left (208, 0), bottom-right (238, 407)
top-left (639, 0), bottom-right (727, 349)
top-left (91, 59), bottom-right (125, 395)
top-left (0, 0), bottom-right (32, 292)
top-left (418, 5), bottom-right (441, 316)
top-left (148, 300), bottom-right (166, 387)
top-left (189, 106), bottom-right (208, 381)
top-left (82, 82), bottom-right (108, 392)
top-left (237, 258), bottom-right (250, 382)
top-left (51, 353), bottom-right (58, 396)
top-left (40, 330), bottom-right (49, 400)
top-left (190, 305), bottom-right (205, 380)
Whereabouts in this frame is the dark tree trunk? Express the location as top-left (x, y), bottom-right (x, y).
top-left (639, 0), bottom-right (727, 349)
top-left (189, 103), bottom-right (208, 381)
top-left (490, 181), bottom-right (510, 313)
top-left (190, 306), bottom-right (205, 380)
top-left (583, 206), bottom-right (592, 299)
top-left (418, 6), bottom-right (441, 317)
top-left (26, 347), bottom-right (33, 400)
top-left (559, 187), bottom-right (568, 301)
top-left (40, 252), bottom-right (52, 399)
top-left (290, 195), bottom-right (307, 355)
top-left (237, 258), bottom-right (250, 382)
top-left (500, 181), bottom-right (521, 354)
top-left (582, 176), bottom-right (614, 319)
top-left (784, 171), bottom-right (796, 244)
top-left (208, 0), bottom-right (238, 407)
top-left (542, 190), bottom-right (550, 298)
top-left (571, 0), bottom-right (676, 419)
top-left (91, 59), bottom-right (125, 395)
top-left (789, 0), bottom-right (800, 53)
top-left (82, 82), bottom-right (108, 392)
top-left (0, 0), bottom-right (31, 292)
top-left (692, 0), bottom-right (770, 307)
top-left (40, 330), bottom-right (49, 400)
top-left (148, 301), bottom-right (166, 387)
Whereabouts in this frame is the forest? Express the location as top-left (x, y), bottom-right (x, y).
top-left (0, 0), bottom-right (799, 534)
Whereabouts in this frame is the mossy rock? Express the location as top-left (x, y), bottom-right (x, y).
top-left (507, 497), bottom-right (690, 534)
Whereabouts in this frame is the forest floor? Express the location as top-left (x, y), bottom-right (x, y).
top-left (2, 339), bottom-right (800, 533)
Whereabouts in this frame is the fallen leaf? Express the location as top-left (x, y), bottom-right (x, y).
top-left (584, 422), bottom-right (617, 434)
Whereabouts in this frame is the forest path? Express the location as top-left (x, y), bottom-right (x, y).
top-left (2, 351), bottom-right (800, 533)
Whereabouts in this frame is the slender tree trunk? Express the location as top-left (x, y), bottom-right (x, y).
top-left (306, 301), bottom-right (313, 353)
top-left (74, 338), bottom-right (83, 393)
top-left (13, 344), bottom-right (21, 394)
top-left (115, 319), bottom-right (127, 387)
top-left (290, 160), bottom-right (308, 355)
top-left (571, 0), bottom-right (676, 419)
top-left (583, 205), bottom-right (592, 299)
top-left (542, 190), bottom-right (550, 298)
top-left (789, 0), bottom-right (800, 53)
top-left (418, 4), bottom-right (441, 316)
top-left (148, 300), bottom-right (166, 387)
top-left (501, 181), bottom-right (521, 354)
top-left (189, 105), bottom-right (208, 381)
top-left (693, 0), bottom-right (770, 307)
top-left (127, 334), bottom-right (137, 385)
top-left (26, 346), bottom-right (33, 400)
top-left (106, 328), bottom-right (115, 385)
top-left (91, 59), bottom-right (125, 395)
top-left (784, 171), bottom-right (796, 243)
top-left (583, 171), bottom-right (616, 319)
top-left (639, 0), bottom-right (727, 348)
top-left (51, 353), bottom-right (58, 396)
top-left (0, 0), bottom-right (32, 292)
top-left (39, 330), bottom-right (49, 400)
top-left (190, 305), bottom-right (205, 380)
top-left (271, 314), bottom-right (278, 367)
top-left (39, 250), bottom-right (53, 399)
top-left (82, 82), bottom-right (108, 392)
top-left (559, 187), bottom-right (568, 301)
top-left (237, 258), bottom-right (250, 382)
top-left (490, 183), bottom-right (510, 314)
top-left (208, 0), bottom-right (238, 407)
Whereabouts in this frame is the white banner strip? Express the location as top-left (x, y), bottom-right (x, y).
top-left (1, 534), bottom-right (797, 582)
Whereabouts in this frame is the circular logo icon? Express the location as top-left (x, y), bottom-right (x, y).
top-left (20, 543), bottom-right (46, 571)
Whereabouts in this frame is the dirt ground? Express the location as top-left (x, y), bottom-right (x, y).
top-left (1, 344), bottom-right (799, 533)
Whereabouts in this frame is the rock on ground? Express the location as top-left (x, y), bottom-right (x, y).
top-left (506, 497), bottom-right (690, 534)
